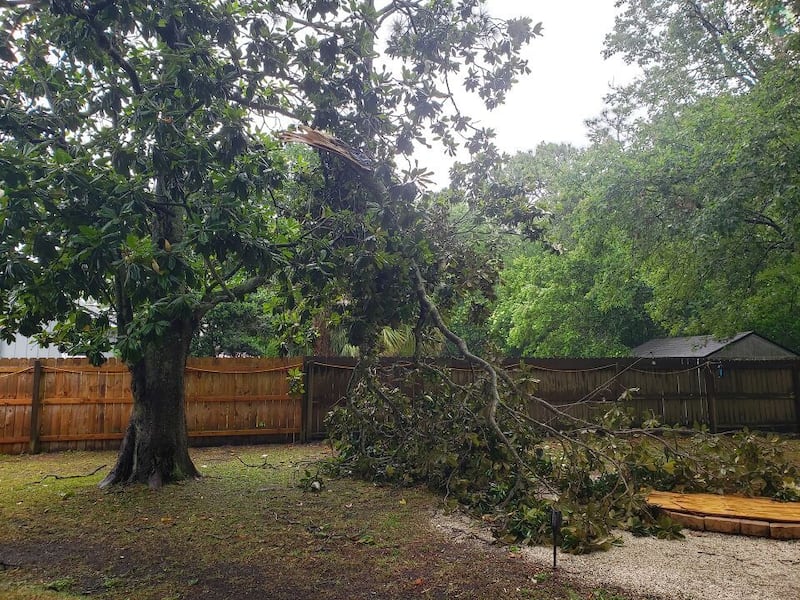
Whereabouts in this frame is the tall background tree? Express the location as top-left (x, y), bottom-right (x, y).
top-left (488, 0), bottom-right (800, 355)
top-left (0, 0), bottom-right (538, 487)
top-left (598, 0), bottom-right (800, 348)
top-left (487, 143), bottom-right (659, 357)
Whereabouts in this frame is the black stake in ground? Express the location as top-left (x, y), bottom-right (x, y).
top-left (551, 508), bottom-right (562, 570)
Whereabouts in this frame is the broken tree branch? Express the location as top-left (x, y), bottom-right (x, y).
top-left (32, 464), bottom-right (107, 484)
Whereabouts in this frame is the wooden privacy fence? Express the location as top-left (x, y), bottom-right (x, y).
top-left (519, 357), bottom-right (800, 432)
top-left (304, 356), bottom-right (800, 436)
top-left (2, 356), bottom-right (799, 454)
top-left (0, 357), bottom-right (303, 454)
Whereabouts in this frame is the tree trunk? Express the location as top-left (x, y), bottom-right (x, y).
top-left (100, 318), bottom-right (199, 489)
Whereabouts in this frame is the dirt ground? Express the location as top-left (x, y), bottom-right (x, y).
top-left (0, 444), bottom-right (659, 600)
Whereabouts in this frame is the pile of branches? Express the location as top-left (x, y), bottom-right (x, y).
top-left (326, 357), bottom-right (800, 553)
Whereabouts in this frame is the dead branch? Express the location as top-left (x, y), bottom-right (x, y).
top-left (235, 456), bottom-right (278, 469)
top-left (32, 464), bottom-right (107, 484)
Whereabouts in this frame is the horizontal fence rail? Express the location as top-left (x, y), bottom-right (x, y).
top-left (1, 356), bottom-right (798, 454)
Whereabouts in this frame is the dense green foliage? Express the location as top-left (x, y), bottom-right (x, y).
top-left (190, 287), bottom-right (319, 356)
top-left (489, 0), bottom-right (800, 356)
top-left (0, 0), bottom-right (538, 362)
top-left (488, 144), bottom-right (659, 357)
top-left (606, 71), bottom-right (800, 347)
top-left (600, 0), bottom-right (800, 351)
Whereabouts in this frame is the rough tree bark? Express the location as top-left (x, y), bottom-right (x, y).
top-left (100, 318), bottom-right (200, 489)
top-left (100, 170), bottom-right (200, 489)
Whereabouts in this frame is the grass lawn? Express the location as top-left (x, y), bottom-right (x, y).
top-left (0, 442), bottom-right (659, 600)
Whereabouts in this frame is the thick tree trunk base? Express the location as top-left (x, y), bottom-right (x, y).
top-left (99, 319), bottom-right (199, 489)
top-left (100, 421), bottom-right (200, 489)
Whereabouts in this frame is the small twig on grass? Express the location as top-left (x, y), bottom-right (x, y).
top-left (293, 458), bottom-right (327, 470)
top-left (32, 464), bottom-right (107, 484)
top-left (235, 456), bottom-right (278, 469)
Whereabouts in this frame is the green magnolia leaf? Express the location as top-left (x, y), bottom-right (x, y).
top-left (53, 147), bottom-right (71, 165)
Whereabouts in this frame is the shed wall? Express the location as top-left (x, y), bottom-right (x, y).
top-left (712, 336), bottom-right (797, 359)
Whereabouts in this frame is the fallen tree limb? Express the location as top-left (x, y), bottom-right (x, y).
top-left (32, 464), bottom-right (107, 484)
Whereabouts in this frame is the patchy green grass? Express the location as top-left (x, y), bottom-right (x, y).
top-left (0, 443), bottom-right (658, 600)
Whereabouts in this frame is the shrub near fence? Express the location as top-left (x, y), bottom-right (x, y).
top-left (0, 357), bottom-right (303, 454)
top-left (1, 356), bottom-right (799, 454)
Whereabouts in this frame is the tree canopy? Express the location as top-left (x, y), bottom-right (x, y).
top-left (0, 0), bottom-right (538, 360)
top-left (0, 0), bottom-right (540, 486)
top-left (489, 0), bottom-right (800, 356)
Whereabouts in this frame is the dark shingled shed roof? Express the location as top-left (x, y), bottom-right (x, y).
top-left (631, 331), bottom-right (797, 358)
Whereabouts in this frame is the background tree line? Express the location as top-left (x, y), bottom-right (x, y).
top-left (489, 0), bottom-right (800, 357)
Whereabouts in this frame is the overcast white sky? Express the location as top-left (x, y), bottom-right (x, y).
top-left (416, 0), bottom-right (637, 187)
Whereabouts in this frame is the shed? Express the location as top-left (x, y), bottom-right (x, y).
top-left (631, 332), bottom-right (797, 360)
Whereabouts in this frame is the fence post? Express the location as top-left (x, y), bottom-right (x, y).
top-left (703, 365), bottom-right (718, 434)
top-left (301, 358), bottom-right (314, 442)
top-left (792, 362), bottom-right (800, 434)
top-left (29, 359), bottom-right (43, 454)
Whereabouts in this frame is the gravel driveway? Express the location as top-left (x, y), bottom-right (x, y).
top-left (435, 514), bottom-right (800, 600)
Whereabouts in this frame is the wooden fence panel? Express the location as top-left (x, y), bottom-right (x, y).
top-left (712, 363), bottom-right (796, 430)
top-left (184, 357), bottom-right (303, 439)
top-left (1, 356), bottom-right (798, 454)
top-left (625, 365), bottom-right (708, 427)
top-left (303, 357), bottom-right (800, 436)
top-left (0, 357), bottom-right (303, 453)
top-left (518, 362), bottom-right (617, 426)
top-left (0, 360), bottom-right (34, 453)
top-left (305, 358), bottom-right (355, 439)
top-left (37, 359), bottom-right (132, 451)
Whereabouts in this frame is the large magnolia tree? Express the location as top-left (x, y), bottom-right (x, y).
top-left (0, 0), bottom-right (538, 487)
